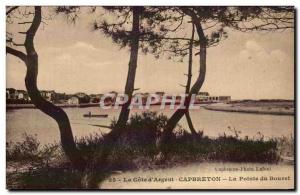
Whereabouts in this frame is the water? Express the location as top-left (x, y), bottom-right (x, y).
top-left (6, 105), bottom-right (294, 145)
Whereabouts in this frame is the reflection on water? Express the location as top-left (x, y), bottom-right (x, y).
top-left (6, 105), bottom-right (294, 145)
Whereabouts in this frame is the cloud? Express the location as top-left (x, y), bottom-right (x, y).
top-left (40, 41), bottom-right (120, 69)
top-left (42, 41), bottom-right (101, 54)
top-left (72, 42), bottom-right (98, 51)
top-left (239, 40), bottom-right (290, 64)
top-left (245, 40), bottom-right (264, 52)
top-left (232, 39), bottom-right (294, 99)
top-left (239, 40), bottom-right (267, 61)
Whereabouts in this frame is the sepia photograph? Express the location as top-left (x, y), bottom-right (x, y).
top-left (5, 6), bottom-right (295, 190)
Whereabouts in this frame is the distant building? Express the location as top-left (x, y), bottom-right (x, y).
top-left (196, 92), bottom-right (210, 102)
top-left (6, 88), bottom-right (30, 104)
top-left (40, 90), bottom-right (56, 102)
top-left (67, 96), bottom-right (80, 105)
top-left (17, 90), bottom-right (25, 99)
top-left (198, 92), bottom-right (210, 96)
top-left (207, 96), bottom-right (218, 102)
top-left (53, 92), bottom-right (67, 104)
top-left (16, 90), bottom-right (29, 100)
top-left (6, 88), bottom-right (29, 100)
top-left (206, 96), bottom-right (231, 102)
top-left (74, 92), bottom-right (90, 103)
top-left (67, 93), bottom-right (90, 105)
top-left (6, 88), bottom-right (18, 100)
top-left (196, 92), bottom-right (231, 103)
top-left (218, 96), bottom-right (231, 102)
top-left (90, 94), bottom-right (103, 103)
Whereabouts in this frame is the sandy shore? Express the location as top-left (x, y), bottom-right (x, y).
top-left (204, 102), bottom-right (294, 116)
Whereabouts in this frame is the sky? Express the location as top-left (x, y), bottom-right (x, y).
top-left (6, 7), bottom-right (294, 100)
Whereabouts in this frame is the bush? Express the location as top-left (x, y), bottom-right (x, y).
top-left (7, 133), bottom-right (62, 166)
top-left (75, 133), bottom-right (105, 161)
top-left (7, 133), bottom-right (40, 162)
top-left (275, 134), bottom-right (294, 158)
top-left (110, 111), bottom-right (168, 156)
top-left (163, 126), bottom-right (279, 163)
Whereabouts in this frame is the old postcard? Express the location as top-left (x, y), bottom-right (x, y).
top-left (6, 6), bottom-right (295, 190)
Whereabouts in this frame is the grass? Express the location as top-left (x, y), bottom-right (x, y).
top-left (6, 111), bottom-right (294, 189)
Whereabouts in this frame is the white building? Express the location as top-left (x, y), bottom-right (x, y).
top-left (67, 96), bottom-right (79, 105)
top-left (196, 92), bottom-right (231, 103)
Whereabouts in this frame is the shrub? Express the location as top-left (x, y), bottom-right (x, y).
top-left (7, 133), bottom-right (62, 166)
top-left (75, 133), bottom-right (104, 161)
top-left (275, 134), bottom-right (294, 158)
top-left (110, 111), bottom-right (168, 156)
top-left (165, 127), bottom-right (279, 163)
top-left (7, 133), bottom-right (40, 162)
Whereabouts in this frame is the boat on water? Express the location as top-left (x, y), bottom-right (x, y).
top-left (83, 112), bottom-right (108, 118)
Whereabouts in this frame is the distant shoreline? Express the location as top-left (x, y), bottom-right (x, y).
top-left (204, 101), bottom-right (294, 116)
top-left (6, 102), bottom-right (211, 110)
top-left (6, 103), bottom-right (100, 109)
top-left (6, 100), bottom-right (295, 114)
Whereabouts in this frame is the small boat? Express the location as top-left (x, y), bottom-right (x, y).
top-left (83, 112), bottom-right (108, 118)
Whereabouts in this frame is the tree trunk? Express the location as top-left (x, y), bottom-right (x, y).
top-left (25, 61), bottom-right (84, 168)
top-left (185, 23), bottom-right (195, 95)
top-left (11, 7), bottom-right (84, 169)
top-left (161, 19), bottom-right (207, 145)
top-left (185, 111), bottom-right (197, 135)
top-left (115, 7), bottom-right (141, 130)
top-left (184, 23), bottom-right (197, 136)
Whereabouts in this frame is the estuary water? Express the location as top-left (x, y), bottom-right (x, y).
top-left (6, 105), bottom-right (294, 145)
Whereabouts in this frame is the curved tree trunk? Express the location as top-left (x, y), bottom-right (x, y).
top-left (184, 23), bottom-right (197, 136)
top-left (160, 18), bottom-right (207, 146)
top-left (7, 7), bottom-right (84, 169)
top-left (99, 7), bottom-right (142, 171)
top-left (185, 111), bottom-right (197, 135)
top-left (115, 7), bottom-right (141, 130)
top-left (185, 23), bottom-right (195, 95)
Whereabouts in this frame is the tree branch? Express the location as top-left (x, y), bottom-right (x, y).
top-left (6, 6), bottom-right (19, 15)
top-left (6, 46), bottom-right (27, 63)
